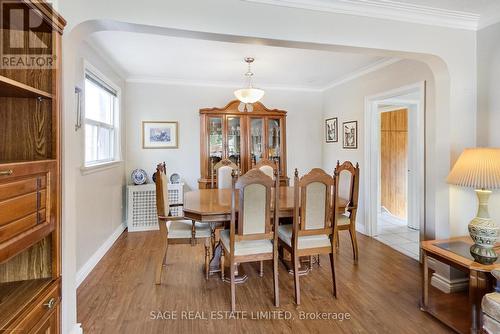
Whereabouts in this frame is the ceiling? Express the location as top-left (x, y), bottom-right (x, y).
top-left (86, 31), bottom-right (390, 90)
top-left (244, 0), bottom-right (500, 30)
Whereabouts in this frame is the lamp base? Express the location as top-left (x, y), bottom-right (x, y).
top-left (468, 189), bottom-right (499, 264)
top-left (469, 244), bottom-right (497, 265)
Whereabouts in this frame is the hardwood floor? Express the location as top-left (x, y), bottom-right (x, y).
top-left (77, 230), bottom-right (454, 334)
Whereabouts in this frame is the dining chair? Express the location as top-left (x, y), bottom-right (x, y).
top-left (155, 162), bottom-right (211, 284)
top-left (253, 159), bottom-right (278, 276)
top-left (254, 159), bottom-right (277, 180)
top-left (211, 158), bottom-right (239, 189)
top-left (220, 168), bottom-right (280, 312)
top-left (278, 168), bottom-right (337, 305)
top-left (333, 160), bottom-right (360, 263)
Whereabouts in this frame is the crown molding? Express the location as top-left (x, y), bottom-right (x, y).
top-left (242, 0), bottom-right (481, 30)
top-left (126, 58), bottom-right (400, 92)
top-left (126, 76), bottom-right (323, 92)
top-left (323, 58), bottom-right (401, 91)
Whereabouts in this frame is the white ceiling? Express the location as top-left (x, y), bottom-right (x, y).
top-left (86, 31), bottom-right (390, 91)
top-left (244, 0), bottom-right (500, 30)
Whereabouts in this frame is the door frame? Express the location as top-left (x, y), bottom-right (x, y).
top-left (363, 81), bottom-right (426, 239)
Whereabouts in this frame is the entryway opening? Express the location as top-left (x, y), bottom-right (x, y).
top-left (364, 83), bottom-right (425, 261)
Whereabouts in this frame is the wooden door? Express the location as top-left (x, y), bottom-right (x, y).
top-left (380, 109), bottom-right (408, 220)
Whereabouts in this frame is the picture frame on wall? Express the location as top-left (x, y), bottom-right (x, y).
top-left (343, 121), bottom-right (358, 149)
top-left (142, 121), bottom-right (179, 149)
top-left (325, 117), bottom-right (338, 143)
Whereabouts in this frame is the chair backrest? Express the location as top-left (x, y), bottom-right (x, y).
top-left (211, 158), bottom-right (239, 189)
top-left (334, 161), bottom-right (360, 213)
top-left (155, 162), bottom-right (170, 218)
top-left (228, 168), bottom-right (279, 253)
top-left (255, 159), bottom-right (277, 180)
top-left (292, 168), bottom-right (335, 242)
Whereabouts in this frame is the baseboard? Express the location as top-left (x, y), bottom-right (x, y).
top-left (431, 273), bottom-right (469, 293)
top-left (71, 323), bottom-right (83, 334)
top-left (76, 223), bottom-right (126, 288)
top-left (355, 222), bottom-right (367, 236)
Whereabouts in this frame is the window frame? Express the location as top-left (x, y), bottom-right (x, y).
top-left (81, 61), bottom-right (122, 172)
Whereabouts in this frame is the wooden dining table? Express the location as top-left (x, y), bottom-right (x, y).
top-left (183, 186), bottom-right (348, 282)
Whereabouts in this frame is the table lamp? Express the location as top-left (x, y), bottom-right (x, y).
top-left (447, 148), bottom-right (500, 264)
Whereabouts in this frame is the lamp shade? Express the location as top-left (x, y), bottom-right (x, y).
top-left (234, 88), bottom-right (265, 104)
top-left (447, 148), bottom-right (500, 189)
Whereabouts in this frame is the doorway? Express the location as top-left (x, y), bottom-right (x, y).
top-left (364, 82), bottom-right (425, 261)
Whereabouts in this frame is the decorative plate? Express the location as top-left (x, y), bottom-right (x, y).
top-left (170, 173), bottom-right (180, 184)
top-left (131, 169), bottom-right (148, 185)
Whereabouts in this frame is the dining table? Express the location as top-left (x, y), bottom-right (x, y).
top-left (182, 186), bottom-right (348, 283)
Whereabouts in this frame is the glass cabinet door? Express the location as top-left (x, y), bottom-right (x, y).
top-left (226, 116), bottom-right (241, 168)
top-left (267, 118), bottom-right (281, 168)
top-left (208, 117), bottom-right (223, 177)
top-left (249, 118), bottom-right (264, 169)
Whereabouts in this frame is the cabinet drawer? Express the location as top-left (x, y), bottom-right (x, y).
top-left (29, 306), bottom-right (59, 334)
top-left (0, 161), bottom-right (56, 261)
top-left (11, 280), bottom-right (60, 334)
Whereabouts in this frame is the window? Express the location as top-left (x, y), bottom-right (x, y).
top-left (84, 69), bottom-right (119, 167)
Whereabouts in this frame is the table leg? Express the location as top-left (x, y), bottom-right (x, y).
top-left (281, 255), bottom-right (312, 276)
top-left (209, 241), bottom-right (222, 275)
top-left (469, 270), bottom-right (489, 334)
top-left (208, 241), bottom-right (248, 284)
top-left (420, 250), bottom-right (429, 311)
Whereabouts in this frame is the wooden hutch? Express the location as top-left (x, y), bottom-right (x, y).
top-left (199, 100), bottom-right (288, 188)
top-left (0, 1), bottom-right (65, 333)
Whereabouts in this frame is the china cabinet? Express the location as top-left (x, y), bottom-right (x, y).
top-left (199, 100), bottom-right (288, 188)
top-left (0, 1), bottom-right (65, 333)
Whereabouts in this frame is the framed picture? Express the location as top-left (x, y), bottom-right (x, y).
top-left (142, 121), bottom-right (178, 149)
top-left (325, 117), bottom-right (338, 143)
top-left (343, 121), bottom-right (358, 149)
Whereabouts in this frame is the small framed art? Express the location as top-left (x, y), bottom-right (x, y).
top-left (142, 121), bottom-right (179, 149)
top-left (325, 117), bottom-right (338, 143)
top-left (343, 121), bottom-right (358, 149)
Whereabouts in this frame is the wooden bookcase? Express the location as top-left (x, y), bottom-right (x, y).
top-left (198, 100), bottom-right (288, 188)
top-left (0, 1), bottom-right (65, 333)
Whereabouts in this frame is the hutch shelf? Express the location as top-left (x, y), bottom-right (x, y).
top-left (198, 100), bottom-right (289, 188)
top-left (0, 1), bottom-right (65, 333)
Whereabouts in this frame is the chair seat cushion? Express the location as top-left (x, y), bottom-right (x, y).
top-left (483, 292), bottom-right (500, 322)
top-left (337, 213), bottom-right (351, 226)
top-left (220, 229), bottom-right (273, 256)
top-left (166, 220), bottom-right (211, 239)
top-left (278, 224), bottom-right (331, 250)
top-left (483, 313), bottom-right (500, 334)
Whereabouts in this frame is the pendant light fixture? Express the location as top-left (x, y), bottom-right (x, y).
top-left (234, 57), bottom-right (265, 104)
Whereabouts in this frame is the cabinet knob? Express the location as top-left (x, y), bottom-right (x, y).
top-left (0, 169), bottom-right (13, 176)
top-left (44, 297), bottom-right (56, 310)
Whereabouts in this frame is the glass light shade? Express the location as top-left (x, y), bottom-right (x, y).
top-left (234, 88), bottom-right (265, 104)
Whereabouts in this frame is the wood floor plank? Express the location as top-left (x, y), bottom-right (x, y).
top-left (77, 230), bottom-right (454, 334)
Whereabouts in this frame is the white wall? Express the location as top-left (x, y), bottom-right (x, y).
top-left (477, 21), bottom-right (500, 147)
top-left (322, 59), bottom-right (449, 237)
top-left (476, 21), bottom-right (500, 234)
top-left (73, 42), bottom-right (127, 273)
top-left (125, 82), bottom-right (323, 189)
